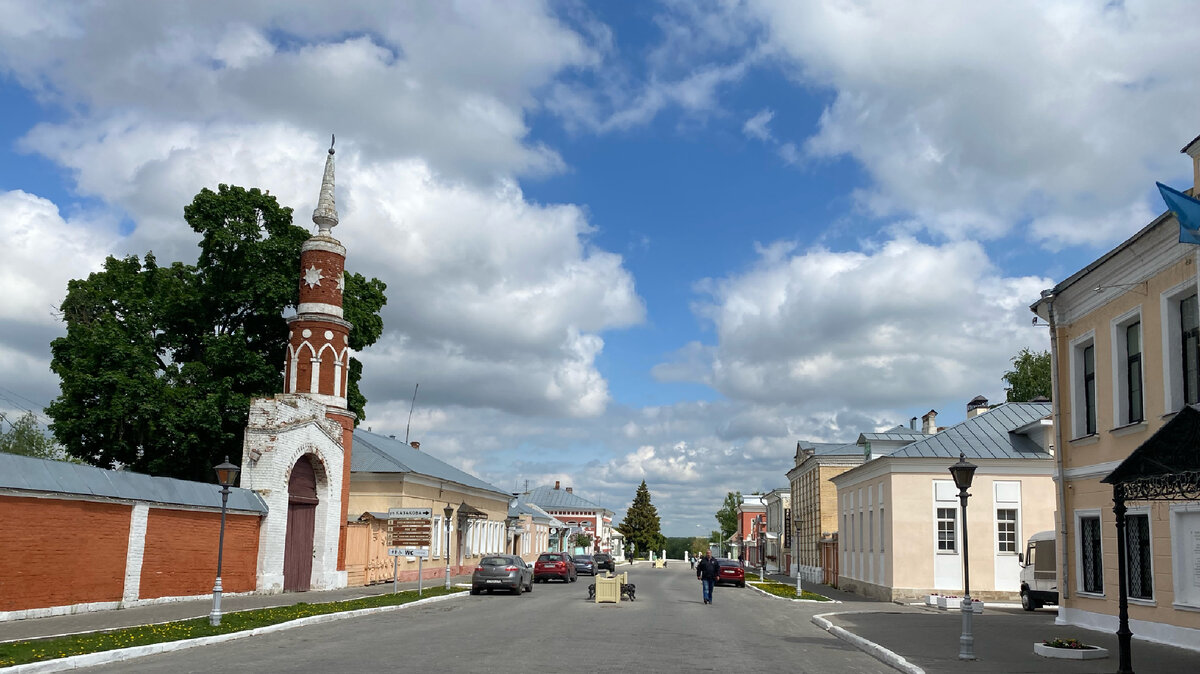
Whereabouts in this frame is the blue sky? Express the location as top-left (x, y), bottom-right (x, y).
top-left (2, 1), bottom-right (1198, 535)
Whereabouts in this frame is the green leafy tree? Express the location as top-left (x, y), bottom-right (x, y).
top-left (1003, 348), bottom-right (1052, 402)
top-left (715, 491), bottom-right (742, 543)
top-left (617, 481), bottom-right (665, 558)
top-left (570, 532), bottom-right (593, 551)
top-left (0, 412), bottom-right (64, 460)
top-left (47, 185), bottom-right (387, 481)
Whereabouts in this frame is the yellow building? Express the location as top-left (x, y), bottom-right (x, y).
top-left (346, 430), bottom-right (513, 584)
top-left (787, 441), bottom-right (863, 582)
top-left (1031, 136), bottom-right (1200, 651)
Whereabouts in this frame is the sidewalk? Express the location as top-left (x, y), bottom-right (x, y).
top-left (757, 572), bottom-right (1198, 673)
top-left (826, 606), bottom-right (1199, 673)
top-left (0, 574), bottom-right (474, 644)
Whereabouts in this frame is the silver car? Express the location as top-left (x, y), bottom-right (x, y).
top-left (470, 555), bottom-right (534, 595)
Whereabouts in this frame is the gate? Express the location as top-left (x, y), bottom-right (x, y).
top-left (283, 455), bottom-right (318, 592)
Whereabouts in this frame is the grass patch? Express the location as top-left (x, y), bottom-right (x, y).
top-left (748, 581), bottom-right (831, 601)
top-left (0, 586), bottom-right (466, 668)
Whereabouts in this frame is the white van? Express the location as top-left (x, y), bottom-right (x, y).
top-left (1018, 530), bottom-right (1058, 610)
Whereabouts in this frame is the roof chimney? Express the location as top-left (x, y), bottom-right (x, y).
top-left (410, 441), bottom-right (420, 450)
top-left (554, 480), bottom-right (560, 490)
top-left (565, 487), bottom-right (573, 494)
top-left (1183, 134), bottom-right (1200, 195)
top-left (967, 395), bottom-right (990, 419)
top-left (922, 409), bottom-right (938, 434)
top-left (910, 416), bottom-right (917, 430)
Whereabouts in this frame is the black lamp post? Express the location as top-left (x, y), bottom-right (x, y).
top-left (949, 452), bottom-right (978, 660)
top-left (209, 457), bottom-right (240, 627)
top-left (443, 505), bottom-right (454, 589)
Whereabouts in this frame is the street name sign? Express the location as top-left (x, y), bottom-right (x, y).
top-left (388, 508), bottom-right (432, 519)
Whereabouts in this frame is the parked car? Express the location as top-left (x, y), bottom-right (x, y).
top-left (714, 558), bottom-right (745, 587)
top-left (471, 554), bottom-right (533, 595)
top-left (575, 554), bottom-right (596, 575)
top-left (1018, 530), bottom-right (1058, 610)
top-left (593, 553), bottom-right (615, 572)
top-left (534, 552), bottom-right (577, 583)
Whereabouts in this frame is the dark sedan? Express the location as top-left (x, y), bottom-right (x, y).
top-left (593, 553), bottom-right (615, 572)
top-left (715, 558), bottom-right (745, 587)
top-left (575, 554), bottom-right (596, 575)
top-left (471, 555), bottom-right (533, 595)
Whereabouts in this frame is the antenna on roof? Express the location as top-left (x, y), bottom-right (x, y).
top-left (404, 383), bottom-right (419, 445)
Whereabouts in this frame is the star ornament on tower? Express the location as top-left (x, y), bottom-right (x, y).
top-left (303, 265), bottom-right (324, 288)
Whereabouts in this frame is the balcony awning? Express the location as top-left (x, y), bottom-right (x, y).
top-left (456, 502), bottom-right (489, 519)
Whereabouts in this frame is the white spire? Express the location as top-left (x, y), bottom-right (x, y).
top-left (312, 134), bottom-right (338, 234)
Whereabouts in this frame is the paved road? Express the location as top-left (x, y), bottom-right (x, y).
top-left (89, 565), bottom-right (891, 673)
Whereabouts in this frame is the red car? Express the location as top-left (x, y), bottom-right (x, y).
top-left (715, 558), bottom-right (745, 587)
top-left (534, 552), bottom-right (577, 583)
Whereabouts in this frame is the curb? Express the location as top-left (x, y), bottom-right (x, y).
top-left (745, 582), bottom-right (839, 604)
top-left (812, 611), bottom-right (923, 674)
top-left (5, 592), bottom-right (467, 673)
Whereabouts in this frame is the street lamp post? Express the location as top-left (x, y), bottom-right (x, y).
top-left (209, 457), bottom-right (240, 627)
top-left (949, 452), bottom-right (978, 661)
top-left (443, 505), bottom-right (454, 589)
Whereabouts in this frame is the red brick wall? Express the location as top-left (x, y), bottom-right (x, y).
top-left (139, 509), bottom-right (260, 598)
top-left (0, 496), bottom-right (130, 611)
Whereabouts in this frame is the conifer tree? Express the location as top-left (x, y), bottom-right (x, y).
top-left (617, 480), bottom-right (665, 558)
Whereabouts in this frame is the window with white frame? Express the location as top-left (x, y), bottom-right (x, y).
top-left (1112, 310), bottom-right (1144, 426)
top-left (868, 509), bottom-right (874, 552)
top-left (1078, 512), bottom-right (1103, 594)
top-left (1162, 284), bottom-right (1199, 413)
top-left (879, 505), bottom-right (885, 553)
top-left (1070, 332), bottom-right (1097, 438)
top-left (937, 508), bottom-right (957, 552)
top-left (1125, 511), bottom-right (1152, 600)
top-left (432, 516), bottom-right (442, 558)
top-left (994, 481), bottom-right (1021, 555)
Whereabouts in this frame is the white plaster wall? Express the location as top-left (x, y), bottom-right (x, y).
top-left (241, 394), bottom-right (345, 593)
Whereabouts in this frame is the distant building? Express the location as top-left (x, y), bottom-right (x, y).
top-left (522, 481), bottom-right (615, 554)
top-left (832, 400), bottom-right (1056, 602)
top-left (733, 495), bottom-right (766, 565)
top-left (762, 487), bottom-right (791, 574)
top-left (787, 440), bottom-right (863, 582)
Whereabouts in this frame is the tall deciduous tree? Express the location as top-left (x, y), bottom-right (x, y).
top-left (47, 184), bottom-right (387, 482)
top-left (1003, 348), bottom-right (1052, 402)
top-left (716, 491), bottom-right (742, 543)
top-left (617, 481), bottom-right (665, 558)
top-left (0, 412), bottom-right (64, 460)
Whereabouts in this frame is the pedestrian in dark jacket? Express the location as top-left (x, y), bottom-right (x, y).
top-left (696, 552), bottom-right (719, 604)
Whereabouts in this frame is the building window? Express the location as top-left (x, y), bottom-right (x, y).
top-left (1126, 513), bottom-right (1152, 600)
top-left (1126, 322), bottom-right (1143, 423)
top-left (1070, 333), bottom-right (1097, 438)
top-left (868, 510), bottom-right (874, 552)
top-left (432, 516), bottom-right (442, 558)
top-left (1083, 344), bottom-right (1097, 435)
top-left (1183, 295), bottom-right (1200, 405)
top-left (937, 507), bottom-right (957, 553)
top-left (997, 509), bottom-right (1018, 553)
top-left (1079, 515), bottom-right (1103, 594)
top-left (879, 506), bottom-right (885, 553)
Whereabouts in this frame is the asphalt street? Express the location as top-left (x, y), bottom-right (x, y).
top-left (86, 564), bottom-right (892, 673)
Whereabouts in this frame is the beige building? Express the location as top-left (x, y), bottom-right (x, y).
top-left (832, 401), bottom-right (1056, 602)
top-left (787, 441), bottom-right (863, 582)
top-left (762, 488), bottom-right (791, 574)
top-left (346, 431), bottom-right (514, 584)
top-left (1030, 137), bottom-right (1200, 651)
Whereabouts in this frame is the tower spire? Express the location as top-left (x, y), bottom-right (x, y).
top-left (312, 134), bottom-right (338, 234)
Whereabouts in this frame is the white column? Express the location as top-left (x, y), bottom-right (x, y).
top-left (122, 504), bottom-right (150, 603)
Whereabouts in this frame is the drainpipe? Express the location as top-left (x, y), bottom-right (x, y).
top-left (1043, 289), bottom-right (1069, 601)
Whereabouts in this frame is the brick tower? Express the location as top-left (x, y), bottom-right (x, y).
top-left (240, 138), bottom-right (355, 592)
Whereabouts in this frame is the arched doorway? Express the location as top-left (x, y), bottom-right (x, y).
top-left (283, 455), bottom-right (319, 591)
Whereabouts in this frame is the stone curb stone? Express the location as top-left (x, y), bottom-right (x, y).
top-left (812, 611), bottom-right (924, 674)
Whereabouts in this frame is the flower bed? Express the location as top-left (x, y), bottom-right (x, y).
top-left (747, 581), bottom-right (832, 601)
top-left (1034, 638), bottom-right (1109, 660)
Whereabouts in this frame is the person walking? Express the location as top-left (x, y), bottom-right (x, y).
top-left (696, 551), bottom-right (719, 605)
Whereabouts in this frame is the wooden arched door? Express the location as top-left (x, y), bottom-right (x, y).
top-left (283, 455), bottom-right (319, 592)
